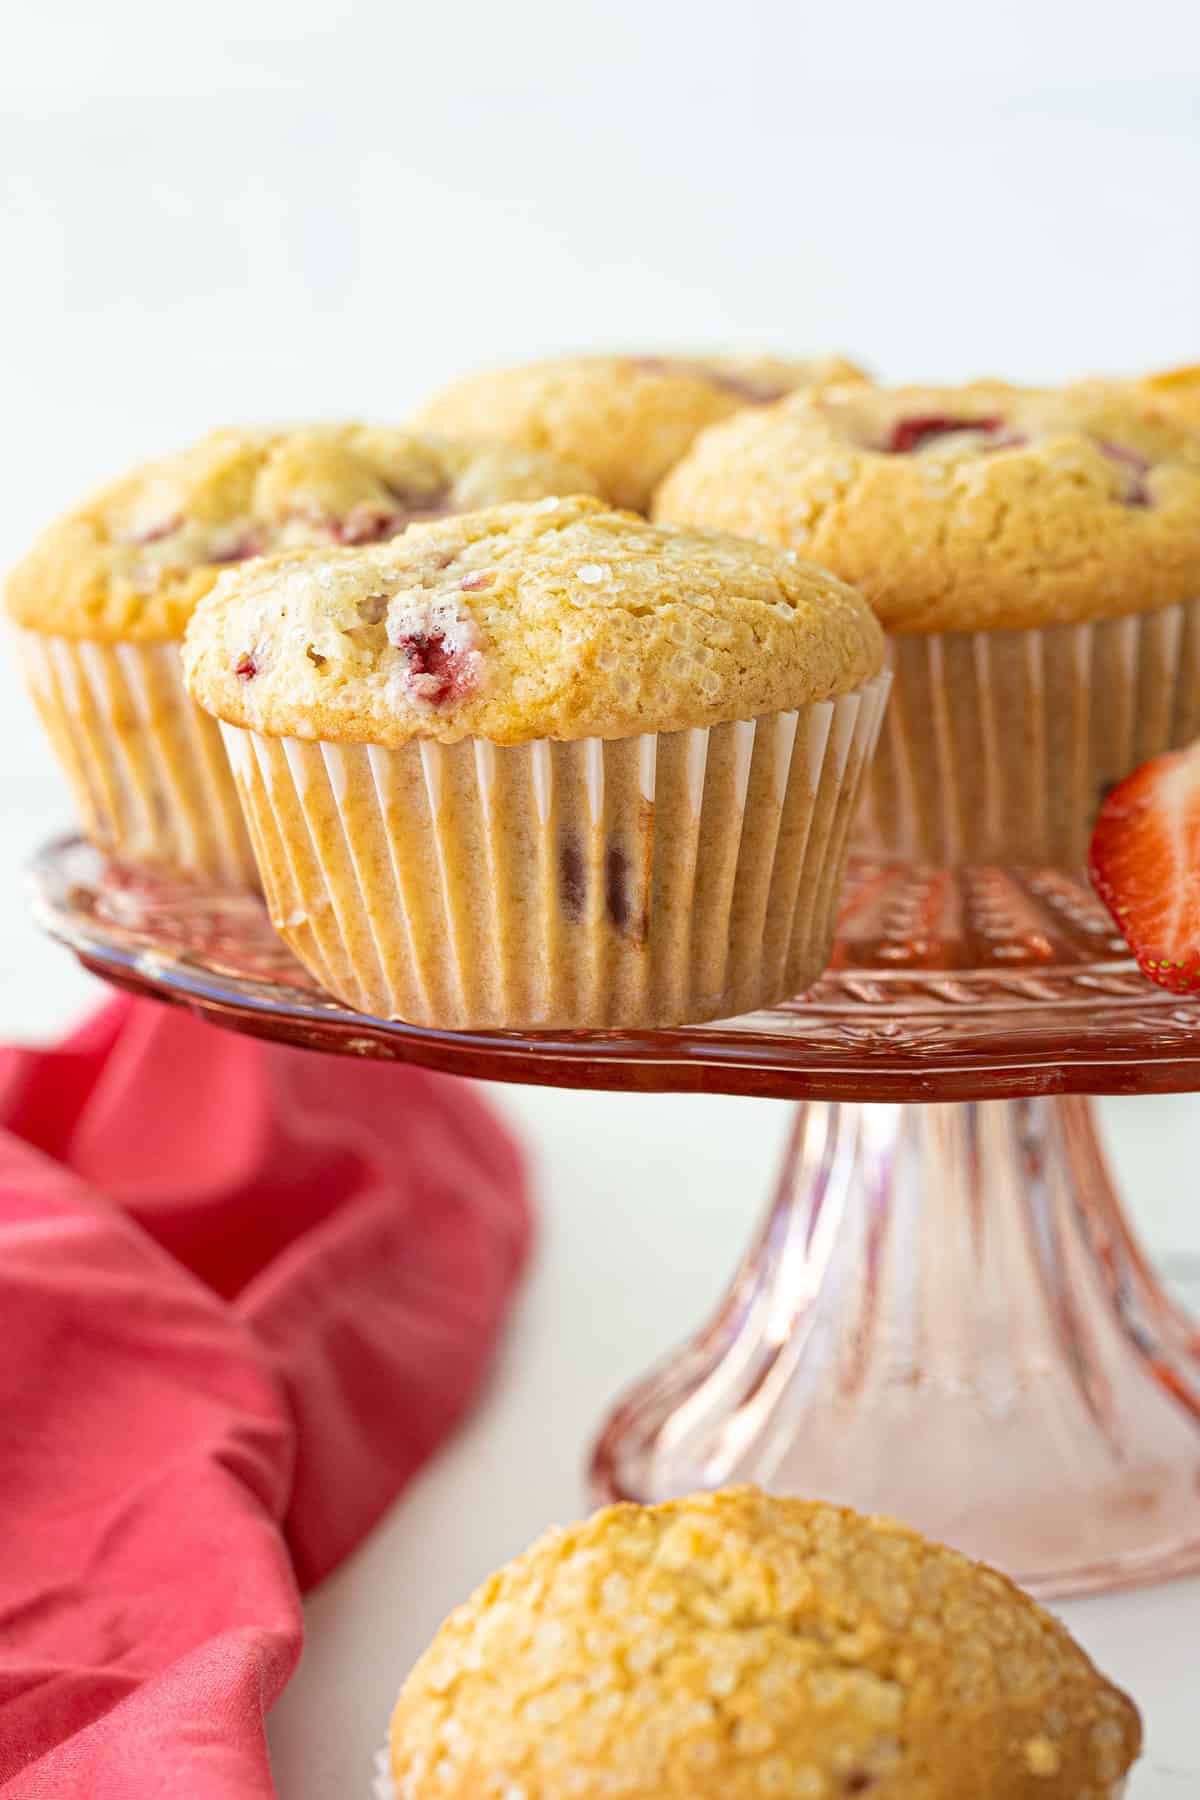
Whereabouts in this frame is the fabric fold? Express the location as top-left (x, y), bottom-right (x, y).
top-left (0, 996), bottom-right (531, 1797)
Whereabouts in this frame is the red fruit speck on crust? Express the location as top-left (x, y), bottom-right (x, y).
top-left (389, 602), bottom-right (482, 709)
top-left (1095, 440), bottom-right (1153, 507)
top-left (334, 505), bottom-right (402, 546)
top-left (211, 536), bottom-right (264, 565)
top-left (886, 414), bottom-right (1006, 453)
top-left (699, 367), bottom-right (788, 405)
top-left (384, 480), bottom-right (451, 520)
top-left (395, 630), bottom-right (456, 704)
top-left (235, 653), bottom-right (257, 680)
top-left (128, 515), bottom-right (181, 545)
top-left (333, 485), bottom-right (452, 547)
top-left (631, 355), bottom-right (785, 406)
top-left (1089, 739), bottom-right (1200, 993)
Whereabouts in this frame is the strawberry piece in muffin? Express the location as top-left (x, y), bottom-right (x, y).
top-left (886, 413), bottom-right (1005, 452)
top-left (388, 601), bottom-right (483, 709)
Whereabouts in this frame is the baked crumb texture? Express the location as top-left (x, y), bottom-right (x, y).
top-left (412, 353), bottom-right (868, 513)
top-left (6, 424), bottom-right (601, 645)
top-left (7, 426), bottom-right (597, 881)
top-left (1132, 362), bottom-right (1200, 430)
top-left (654, 381), bottom-right (1200, 633)
top-left (185, 498), bottom-right (888, 1027)
top-left (183, 496), bottom-right (884, 747)
top-left (389, 1489), bottom-right (1141, 1800)
top-left (656, 383), bottom-right (1200, 865)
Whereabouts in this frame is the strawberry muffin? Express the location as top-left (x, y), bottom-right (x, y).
top-left (412, 352), bottom-right (867, 513)
top-left (182, 495), bottom-right (887, 1029)
top-left (7, 426), bottom-right (598, 884)
top-left (386, 1488), bottom-right (1141, 1799)
top-left (656, 381), bottom-right (1200, 867)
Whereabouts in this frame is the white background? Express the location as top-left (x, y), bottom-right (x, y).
top-left (3, 2), bottom-right (1200, 1793)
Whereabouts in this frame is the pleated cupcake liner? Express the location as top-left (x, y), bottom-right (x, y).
top-left (855, 599), bottom-right (1200, 868)
top-left (220, 672), bottom-right (889, 1031)
top-left (17, 629), bottom-right (259, 887)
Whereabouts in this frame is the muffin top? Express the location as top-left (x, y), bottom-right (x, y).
top-left (182, 495), bottom-right (883, 748)
top-left (388, 1488), bottom-right (1140, 1800)
top-left (1133, 361), bottom-right (1200, 429)
top-left (5, 424), bottom-right (600, 643)
top-left (411, 352), bottom-right (867, 513)
top-left (654, 381), bottom-right (1200, 632)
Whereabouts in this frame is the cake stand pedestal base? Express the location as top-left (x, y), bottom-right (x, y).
top-left (591, 1094), bottom-right (1200, 1598)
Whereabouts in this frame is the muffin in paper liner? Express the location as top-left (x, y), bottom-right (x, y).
top-left (857, 598), bottom-right (1200, 868)
top-left (655, 381), bottom-right (1200, 871)
top-left (182, 496), bottom-right (887, 1030)
top-left (6, 425), bottom-right (600, 883)
top-left (17, 629), bottom-right (258, 886)
top-left (219, 673), bottom-right (889, 1030)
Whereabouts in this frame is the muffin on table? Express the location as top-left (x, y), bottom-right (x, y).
top-left (5, 425), bottom-right (598, 885)
top-left (656, 381), bottom-right (1200, 868)
top-left (182, 495), bottom-right (887, 1030)
top-left (386, 1487), bottom-right (1141, 1799)
top-left (411, 352), bottom-right (867, 513)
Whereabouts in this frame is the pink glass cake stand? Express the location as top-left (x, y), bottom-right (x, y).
top-left (30, 834), bottom-right (1200, 1599)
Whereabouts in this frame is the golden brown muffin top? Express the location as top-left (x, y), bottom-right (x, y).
top-left (5, 424), bottom-right (600, 644)
top-left (182, 495), bottom-right (884, 747)
top-left (654, 381), bottom-right (1200, 632)
top-left (411, 352), bottom-right (868, 512)
top-left (389, 1489), bottom-right (1140, 1800)
top-left (1131, 362), bottom-right (1200, 429)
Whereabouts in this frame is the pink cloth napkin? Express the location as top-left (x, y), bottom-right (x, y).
top-left (0, 995), bottom-right (532, 1797)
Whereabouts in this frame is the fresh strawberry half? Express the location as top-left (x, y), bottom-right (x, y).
top-left (1089, 740), bottom-right (1200, 993)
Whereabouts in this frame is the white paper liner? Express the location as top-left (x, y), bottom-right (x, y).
top-left (17, 629), bottom-right (258, 886)
top-left (219, 672), bottom-right (889, 1030)
top-left (855, 598), bottom-right (1200, 867)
